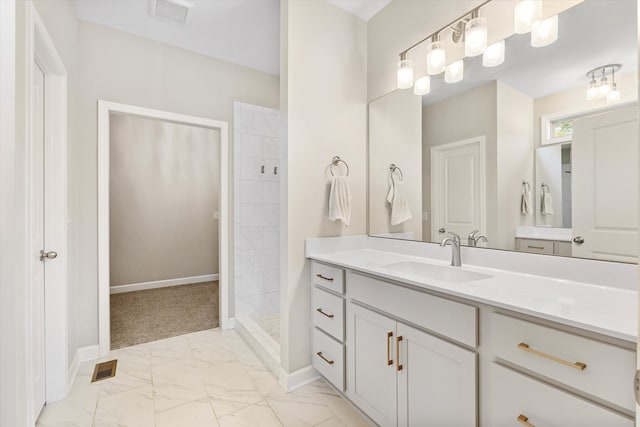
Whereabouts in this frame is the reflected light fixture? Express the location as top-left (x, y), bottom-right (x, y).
top-left (426, 35), bottom-right (446, 75)
top-left (397, 56), bottom-right (414, 89)
top-left (585, 64), bottom-right (621, 102)
top-left (414, 75), bottom-right (431, 96)
top-left (465, 13), bottom-right (488, 56)
top-left (445, 60), bottom-right (464, 83)
top-left (514, 0), bottom-right (541, 34)
top-left (483, 40), bottom-right (505, 67)
top-left (531, 15), bottom-right (558, 47)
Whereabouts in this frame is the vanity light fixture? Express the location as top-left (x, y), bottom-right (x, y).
top-left (531, 15), bottom-right (558, 47)
top-left (465, 12), bottom-right (488, 57)
top-left (414, 75), bottom-right (431, 95)
top-left (514, 0), bottom-right (542, 34)
top-left (426, 35), bottom-right (446, 75)
top-left (482, 39), bottom-right (505, 67)
top-left (397, 55), bottom-right (414, 89)
top-left (585, 64), bottom-right (621, 102)
top-left (445, 60), bottom-right (464, 83)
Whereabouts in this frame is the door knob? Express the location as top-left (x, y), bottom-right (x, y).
top-left (572, 236), bottom-right (584, 245)
top-left (438, 228), bottom-right (446, 234)
top-left (40, 250), bottom-right (58, 261)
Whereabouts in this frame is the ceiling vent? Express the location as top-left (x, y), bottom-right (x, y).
top-left (150, 0), bottom-right (194, 26)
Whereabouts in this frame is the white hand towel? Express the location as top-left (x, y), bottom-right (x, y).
top-left (387, 181), bottom-right (412, 225)
top-left (328, 176), bottom-right (352, 226)
top-left (521, 187), bottom-right (532, 215)
top-left (541, 188), bottom-right (554, 215)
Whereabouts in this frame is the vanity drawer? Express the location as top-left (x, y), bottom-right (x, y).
top-left (311, 262), bottom-right (345, 294)
top-left (349, 272), bottom-right (477, 348)
top-left (490, 313), bottom-right (635, 411)
top-left (489, 364), bottom-right (632, 427)
top-left (312, 287), bottom-right (345, 342)
top-left (312, 328), bottom-right (345, 391)
top-left (516, 238), bottom-right (554, 255)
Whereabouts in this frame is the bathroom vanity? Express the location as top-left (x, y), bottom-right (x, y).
top-left (306, 236), bottom-right (636, 427)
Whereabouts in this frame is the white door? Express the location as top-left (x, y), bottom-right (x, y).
top-left (346, 303), bottom-right (397, 427)
top-left (431, 137), bottom-right (486, 244)
top-left (31, 61), bottom-right (46, 419)
top-left (572, 105), bottom-right (638, 262)
top-left (397, 323), bottom-right (477, 427)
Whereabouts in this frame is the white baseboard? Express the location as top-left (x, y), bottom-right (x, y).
top-left (110, 274), bottom-right (219, 294)
top-left (67, 345), bottom-right (100, 394)
top-left (278, 365), bottom-right (320, 392)
top-left (220, 316), bottom-right (236, 330)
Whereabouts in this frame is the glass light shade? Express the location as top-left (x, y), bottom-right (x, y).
top-left (514, 0), bottom-right (542, 34)
top-left (483, 40), bottom-right (505, 67)
top-left (445, 60), bottom-right (464, 83)
top-left (586, 85), bottom-right (599, 101)
top-left (465, 17), bottom-right (488, 57)
top-left (426, 41), bottom-right (446, 75)
top-left (598, 82), bottom-right (611, 97)
top-left (414, 75), bottom-right (431, 96)
top-left (607, 85), bottom-right (621, 103)
top-left (531, 15), bottom-right (558, 47)
top-left (397, 59), bottom-right (414, 89)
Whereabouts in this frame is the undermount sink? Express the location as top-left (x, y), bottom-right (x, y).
top-left (383, 261), bottom-right (492, 283)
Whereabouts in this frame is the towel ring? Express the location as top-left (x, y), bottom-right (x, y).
top-left (522, 181), bottom-right (530, 192)
top-left (390, 164), bottom-right (403, 184)
top-left (330, 156), bottom-right (350, 177)
top-left (541, 183), bottom-right (550, 193)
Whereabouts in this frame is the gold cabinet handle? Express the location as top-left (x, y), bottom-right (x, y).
top-left (517, 414), bottom-right (535, 427)
top-left (517, 342), bottom-right (587, 371)
top-left (316, 308), bottom-right (334, 319)
top-left (316, 351), bottom-right (334, 365)
top-left (316, 274), bottom-right (334, 282)
top-left (396, 336), bottom-right (403, 371)
top-left (386, 332), bottom-right (393, 366)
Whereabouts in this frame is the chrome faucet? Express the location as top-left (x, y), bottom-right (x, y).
top-left (440, 232), bottom-right (462, 267)
top-left (468, 230), bottom-right (488, 247)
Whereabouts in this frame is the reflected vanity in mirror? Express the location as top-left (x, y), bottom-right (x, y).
top-left (368, 0), bottom-right (638, 263)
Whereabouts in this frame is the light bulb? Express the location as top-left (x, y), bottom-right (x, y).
top-left (483, 40), bottom-right (505, 67)
top-left (426, 41), bottom-right (446, 75)
top-left (397, 59), bottom-right (414, 89)
top-left (414, 75), bottom-right (431, 96)
top-left (465, 17), bottom-right (488, 57)
top-left (607, 83), bottom-right (621, 103)
top-left (514, 0), bottom-right (542, 34)
top-left (531, 15), bottom-right (558, 47)
top-left (586, 82), bottom-right (599, 100)
top-left (445, 60), bottom-right (464, 83)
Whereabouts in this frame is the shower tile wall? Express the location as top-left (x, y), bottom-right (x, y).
top-left (233, 102), bottom-right (280, 343)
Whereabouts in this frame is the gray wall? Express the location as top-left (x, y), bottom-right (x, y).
top-left (110, 114), bottom-right (220, 287)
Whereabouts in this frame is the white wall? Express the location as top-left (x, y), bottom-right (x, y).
top-left (369, 89), bottom-right (422, 238)
top-left (281, 0), bottom-right (367, 373)
top-left (109, 114), bottom-right (220, 287)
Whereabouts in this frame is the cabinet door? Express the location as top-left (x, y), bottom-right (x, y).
top-left (346, 303), bottom-right (398, 427)
top-left (397, 323), bottom-right (477, 427)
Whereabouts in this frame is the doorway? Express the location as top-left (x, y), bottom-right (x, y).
top-left (97, 102), bottom-right (229, 355)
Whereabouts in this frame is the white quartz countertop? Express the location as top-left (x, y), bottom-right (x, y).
top-left (307, 248), bottom-right (637, 343)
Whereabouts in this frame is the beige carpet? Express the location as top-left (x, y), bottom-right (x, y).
top-left (110, 281), bottom-right (219, 350)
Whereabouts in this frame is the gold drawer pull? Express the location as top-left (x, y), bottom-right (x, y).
top-left (386, 332), bottom-right (393, 366)
top-left (316, 352), bottom-right (334, 365)
top-left (517, 342), bottom-right (587, 371)
top-left (527, 245), bottom-right (545, 250)
top-left (396, 336), bottom-right (403, 371)
top-left (316, 274), bottom-right (334, 282)
top-left (517, 414), bottom-right (534, 427)
top-left (316, 308), bottom-right (334, 318)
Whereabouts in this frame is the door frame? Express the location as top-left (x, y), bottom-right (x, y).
top-left (430, 136), bottom-right (487, 242)
top-left (97, 101), bottom-right (230, 356)
top-left (24, 1), bottom-right (69, 412)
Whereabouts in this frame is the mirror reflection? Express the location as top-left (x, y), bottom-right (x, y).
top-left (368, 0), bottom-right (638, 263)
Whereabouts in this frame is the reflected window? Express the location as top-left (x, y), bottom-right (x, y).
top-left (552, 119), bottom-right (573, 139)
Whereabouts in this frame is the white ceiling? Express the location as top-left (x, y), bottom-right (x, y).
top-left (423, 0), bottom-right (637, 105)
top-left (73, 0), bottom-right (392, 76)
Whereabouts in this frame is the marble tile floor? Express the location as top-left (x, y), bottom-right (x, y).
top-left (36, 328), bottom-right (373, 427)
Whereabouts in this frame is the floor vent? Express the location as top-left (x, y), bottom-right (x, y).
top-left (91, 360), bottom-right (118, 383)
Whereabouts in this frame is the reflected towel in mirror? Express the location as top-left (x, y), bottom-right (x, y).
top-left (541, 186), bottom-right (554, 215)
top-left (387, 181), bottom-right (412, 225)
top-left (329, 176), bottom-right (352, 226)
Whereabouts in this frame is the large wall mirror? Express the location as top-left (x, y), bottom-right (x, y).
top-left (368, 0), bottom-right (638, 263)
